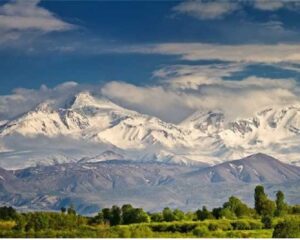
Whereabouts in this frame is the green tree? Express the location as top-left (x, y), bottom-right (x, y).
top-left (219, 207), bottom-right (235, 219)
top-left (275, 191), bottom-right (288, 217)
top-left (60, 207), bottom-right (66, 214)
top-left (162, 207), bottom-right (175, 222)
top-left (173, 209), bottom-right (185, 221)
top-left (196, 206), bottom-right (214, 221)
top-left (121, 204), bottom-right (133, 224)
top-left (254, 185), bottom-right (275, 216)
top-left (223, 196), bottom-right (250, 217)
top-left (261, 199), bottom-right (275, 217)
top-left (131, 208), bottom-right (150, 223)
top-left (149, 212), bottom-right (163, 222)
top-left (121, 205), bottom-right (150, 224)
top-left (67, 205), bottom-right (76, 215)
top-left (212, 207), bottom-right (222, 219)
top-left (0, 206), bottom-right (17, 220)
top-left (102, 208), bottom-right (111, 224)
top-left (110, 205), bottom-right (122, 226)
top-left (89, 212), bottom-right (104, 225)
top-left (254, 185), bottom-right (267, 215)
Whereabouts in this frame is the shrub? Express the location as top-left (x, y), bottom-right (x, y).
top-left (130, 225), bottom-right (153, 238)
top-left (248, 220), bottom-right (263, 230)
top-left (208, 223), bottom-right (218, 231)
top-left (273, 219), bottom-right (300, 238)
top-left (193, 226), bottom-right (210, 237)
top-left (231, 220), bottom-right (250, 230)
top-left (261, 216), bottom-right (273, 229)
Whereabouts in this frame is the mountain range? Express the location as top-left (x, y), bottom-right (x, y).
top-left (0, 91), bottom-right (299, 169)
top-left (0, 153), bottom-right (300, 214)
top-left (0, 91), bottom-right (300, 214)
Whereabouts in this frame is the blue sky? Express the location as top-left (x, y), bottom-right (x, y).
top-left (1, 0), bottom-right (300, 122)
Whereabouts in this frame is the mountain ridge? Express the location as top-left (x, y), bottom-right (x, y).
top-left (0, 153), bottom-right (300, 214)
top-left (0, 91), bottom-right (300, 169)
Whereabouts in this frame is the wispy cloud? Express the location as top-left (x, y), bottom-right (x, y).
top-left (117, 43), bottom-right (300, 63)
top-left (173, 0), bottom-right (300, 20)
top-left (0, 0), bottom-right (76, 43)
top-left (173, 0), bottom-right (239, 20)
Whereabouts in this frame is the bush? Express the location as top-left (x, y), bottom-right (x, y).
top-left (231, 220), bottom-right (250, 230)
top-left (291, 205), bottom-right (300, 214)
top-left (261, 216), bottom-right (273, 229)
top-left (130, 225), bottom-right (153, 238)
top-left (207, 221), bottom-right (232, 231)
top-left (193, 226), bottom-right (210, 237)
top-left (208, 223), bottom-right (218, 231)
top-left (149, 222), bottom-right (198, 233)
top-left (248, 220), bottom-right (263, 230)
top-left (273, 219), bottom-right (300, 238)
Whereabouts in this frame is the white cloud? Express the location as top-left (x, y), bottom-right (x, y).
top-left (101, 63), bottom-right (300, 122)
top-left (253, 0), bottom-right (284, 11)
top-left (122, 43), bottom-right (300, 63)
top-left (0, 82), bottom-right (87, 120)
top-left (173, 0), bottom-right (300, 20)
top-left (1, 68), bottom-right (300, 124)
top-left (173, 0), bottom-right (239, 20)
top-left (252, 0), bottom-right (300, 11)
top-left (153, 63), bottom-right (246, 89)
top-left (101, 81), bottom-right (194, 122)
top-left (0, 0), bottom-right (75, 43)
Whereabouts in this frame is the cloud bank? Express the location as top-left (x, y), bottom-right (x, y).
top-left (1, 62), bottom-right (299, 124)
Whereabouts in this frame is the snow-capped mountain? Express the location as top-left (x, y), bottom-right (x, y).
top-left (0, 91), bottom-right (300, 169)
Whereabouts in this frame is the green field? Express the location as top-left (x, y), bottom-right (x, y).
top-left (0, 217), bottom-right (298, 238)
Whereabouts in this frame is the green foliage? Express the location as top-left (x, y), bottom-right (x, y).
top-left (162, 207), bottom-right (176, 222)
top-left (149, 212), bottom-right (164, 222)
top-left (0, 206), bottom-right (17, 220)
top-left (273, 218), bottom-right (300, 238)
top-left (223, 196), bottom-right (251, 217)
top-left (231, 220), bottom-right (251, 230)
top-left (130, 225), bottom-right (153, 238)
top-left (193, 226), bottom-right (210, 237)
top-left (292, 205), bottom-right (300, 214)
top-left (196, 206), bottom-right (214, 221)
top-left (110, 205), bottom-right (122, 226)
top-left (67, 205), bottom-right (76, 215)
top-left (275, 191), bottom-right (288, 217)
top-left (261, 199), bottom-right (276, 217)
top-left (254, 185), bottom-right (275, 217)
top-left (261, 215), bottom-right (273, 229)
top-left (173, 209), bottom-right (185, 221)
top-left (254, 185), bottom-right (267, 215)
top-left (123, 207), bottom-right (150, 224)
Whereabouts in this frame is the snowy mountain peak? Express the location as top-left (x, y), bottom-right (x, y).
top-left (1, 96), bottom-right (300, 169)
top-left (69, 91), bottom-right (122, 111)
top-left (180, 109), bottom-right (225, 134)
top-left (34, 101), bottom-right (55, 113)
